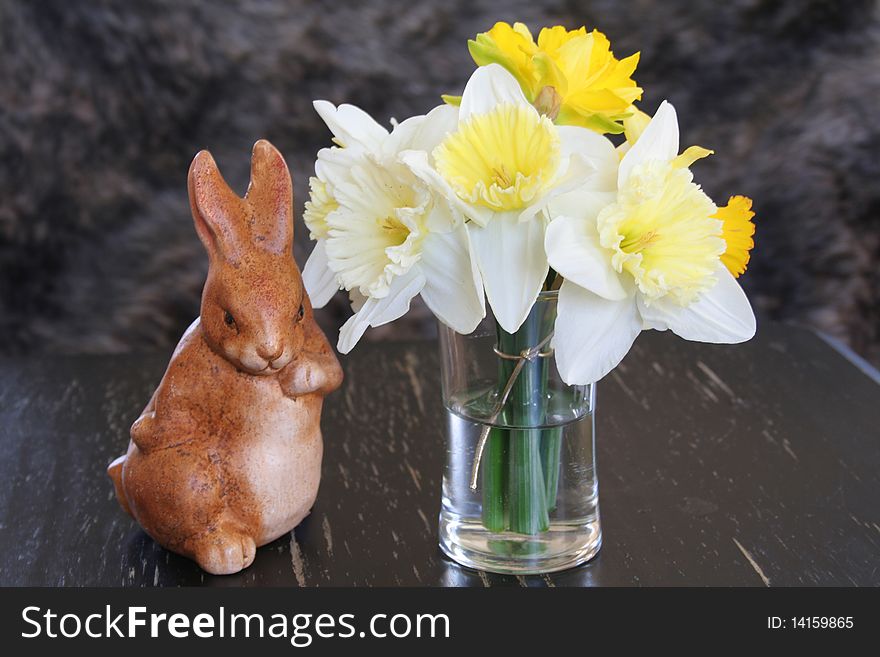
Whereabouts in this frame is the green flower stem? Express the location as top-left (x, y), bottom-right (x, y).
top-left (480, 326), bottom-right (516, 531)
top-left (480, 426), bottom-right (508, 531)
top-left (539, 299), bottom-right (562, 512)
top-left (509, 427), bottom-right (549, 534)
top-left (541, 428), bottom-right (563, 512)
top-left (505, 308), bottom-right (549, 535)
top-left (481, 300), bottom-right (560, 536)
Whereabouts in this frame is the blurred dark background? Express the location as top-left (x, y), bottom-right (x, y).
top-left (1, 0), bottom-right (878, 363)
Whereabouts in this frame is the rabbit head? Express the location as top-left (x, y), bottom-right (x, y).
top-left (188, 140), bottom-right (306, 375)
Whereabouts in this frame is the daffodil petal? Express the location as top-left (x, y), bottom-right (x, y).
top-left (547, 188), bottom-right (616, 220)
top-left (623, 105), bottom-right (651, 144)
top-left (515, 156), bottom-right (591, 225)
top-left (337, 268), bottom-right (426, 354)
top-left (638, 265), bottom-right (756, 343)
top-left (423, 194), bottom-right (459, 233)
top-left (381, 114), bottom-right (427, 156)
top-left (557, 126), bottom-right (619, 192)
top-left (554, 279), bottom-right (641, 385)
top-left (419, 223), bottom-right (486, 334)
top-left (408, 104), bottom-right (460, 153)
top-left (469, 212), bottom-right (548, 333)
top-left (545, 213), bottom-right (627, 300)
top-left (302, 240), bottom-right (339, 308)
top-left (671, 145), bottom-right (713, 170)
top-left (314, 145), bottom-right (360, 183)
top-left (516, 150), bottom-right (612, 225)
top-left (460, 63), bottom-right (531, 121)
top-left (618, 100), bottom-right (679, 187)
top-left (313, 100), bottom-right (389, 152)
top-left (382, 104), bottom-right (461, 156)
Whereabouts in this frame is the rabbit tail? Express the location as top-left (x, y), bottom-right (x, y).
top-left (108, 455), bottom-right (133, 517)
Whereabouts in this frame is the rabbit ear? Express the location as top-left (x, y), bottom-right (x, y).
top-left (244, 139), bottom-right (294, 253)
top-left (188, 150), bottom-right (246, 259)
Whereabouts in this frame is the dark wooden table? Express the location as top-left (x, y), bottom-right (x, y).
top-left (1, 322), bottom-right (878, 587)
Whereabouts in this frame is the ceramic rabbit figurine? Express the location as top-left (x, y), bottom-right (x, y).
top-left (108, 140), bottom-right (343, 575)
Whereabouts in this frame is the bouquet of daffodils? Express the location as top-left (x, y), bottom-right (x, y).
top-left (302, 22), bottom-right (756, 535)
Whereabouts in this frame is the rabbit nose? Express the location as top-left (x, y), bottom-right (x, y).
top-left (258, 342), bottom-right (283, 361)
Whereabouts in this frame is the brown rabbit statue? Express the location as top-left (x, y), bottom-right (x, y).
top-left (107, 140), bottom-right (343, 575)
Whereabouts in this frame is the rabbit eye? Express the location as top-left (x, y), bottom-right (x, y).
top-left (223, 310), bottom-right (237, 330)
top-left (296, 303), bottom-right (305, 322)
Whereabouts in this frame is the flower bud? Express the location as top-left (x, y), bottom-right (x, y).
top-left (533, 85), bottom-right (562, 121)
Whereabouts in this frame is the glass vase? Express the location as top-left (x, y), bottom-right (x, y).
top-left (437, 291), bottom-right (601, 574)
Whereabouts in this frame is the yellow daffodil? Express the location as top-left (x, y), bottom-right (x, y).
top-left (545, 101), bottom-right (756, 385)
top-left (404, 64), bottom-right (618, 333)
top-left (715, 195), bottom-right (756, 277)
top-left (460, 21), bottom-right (642, 134)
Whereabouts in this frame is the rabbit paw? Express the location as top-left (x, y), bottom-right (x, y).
top-left (187, 525), bottom-right (257, 575)
top-left (279, 352), bottom-right (343, 398)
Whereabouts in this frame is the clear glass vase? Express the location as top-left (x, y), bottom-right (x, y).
top-left (437, 291), bottom-right (601, 574)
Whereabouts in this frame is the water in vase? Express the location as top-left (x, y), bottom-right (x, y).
top-left (439, 384), bottom-right (601, 575)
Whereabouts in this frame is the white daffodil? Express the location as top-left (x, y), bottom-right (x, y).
top-left (301, 101), bottom-right (485, 353)
top-left (545, 101), bottom-right (756, 385)
top-left (402, 63), bottom-right (619, 334)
